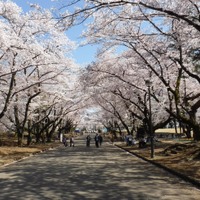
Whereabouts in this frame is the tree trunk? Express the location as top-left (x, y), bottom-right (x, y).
top-left (17, 131), bottom-right (23, 147)
top-left (193, 125), bottom-right (200, 141)
top-left (190, 110), bottom-right (200, 141)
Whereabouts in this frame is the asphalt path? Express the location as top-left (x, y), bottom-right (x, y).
top-left (0, 136), bottom-right (200, 200)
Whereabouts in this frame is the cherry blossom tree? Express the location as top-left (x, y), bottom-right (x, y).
top-left (61, 0), bottom-right (200, 140)
top-left (80, 49), bottom-right (173, 139)
top-left (61, 0), bottom-right (200, 32)
top-left (0, 1), bottom-right (83, 145)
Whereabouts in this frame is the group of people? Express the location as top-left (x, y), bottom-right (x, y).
top-left (62, 137), bottom-right (75, 147)
top-left (86, 133), bottom-right (103, 148)
top-left (125, 134), bottom-right (137, 146)
top-left (94, 133), bottom-right (103, 147)
top-left (125, 134), bottom-right (147, 148)
top-left (62, 134), bottom-right (103, 148)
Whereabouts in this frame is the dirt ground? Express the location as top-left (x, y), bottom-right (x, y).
top-left (0, 140), bottom-right (61, 166)
top-left (115, 138), bottom-right (200, 183)
top-left (0, 132), bottom-right (79, 166)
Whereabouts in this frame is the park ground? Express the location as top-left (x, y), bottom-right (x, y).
top-left (115, 139), bottom-right (200, 182)
top-left (0, 130), bottom-right (200, 186)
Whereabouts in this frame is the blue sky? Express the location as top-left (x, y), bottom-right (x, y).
top-left (12, 0), bottom-right (97, 66)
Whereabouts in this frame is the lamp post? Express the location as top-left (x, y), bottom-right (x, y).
top-left (111, 117), bottom-right (114, 143)
top-left (145, 79), bottom-right (154, 158)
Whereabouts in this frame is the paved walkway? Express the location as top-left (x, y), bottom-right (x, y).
top-left (0, 137), bottom-right (200, 200)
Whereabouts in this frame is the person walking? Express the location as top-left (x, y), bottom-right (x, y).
top-left (62, 137), bottom-right (67, 147)
top-left (94, 133), bottom-right (99, 148)
top-left (86, 135), bottom-right (91, 147)
top-left (70, 137), bottom-right (75, 147)
top-left (99, 134), bottom-right (103, 146)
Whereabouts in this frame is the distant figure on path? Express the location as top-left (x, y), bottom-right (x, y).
top-left (62, 137), bottom-right (67, 147)
top-left (94, 134), bottom-right (99, 148)
top-left (86, 135), bottom-right (91, 147)
top-left (99, 134), bottom-right (103, 146)
top-left (70, 137), bottom-right (75, 147)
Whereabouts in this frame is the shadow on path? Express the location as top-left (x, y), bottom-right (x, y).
top-left (0, 137), bottom-right (200, 200)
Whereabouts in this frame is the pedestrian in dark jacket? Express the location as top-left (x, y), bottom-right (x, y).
top-left (94, 134), bottom-right (99, 148)
top-left (63, 137), bottom-right (67, 147)
top-left (99, 135), bottom-right (103, 146)
top-left (86, 135), bottom-right (91, 147)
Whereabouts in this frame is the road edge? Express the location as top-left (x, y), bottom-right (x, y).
top-left (115, 143), bottom-right (200, 190)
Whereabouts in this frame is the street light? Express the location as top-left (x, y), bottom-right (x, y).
top-left (145, 79), bottom-right (154, 158)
